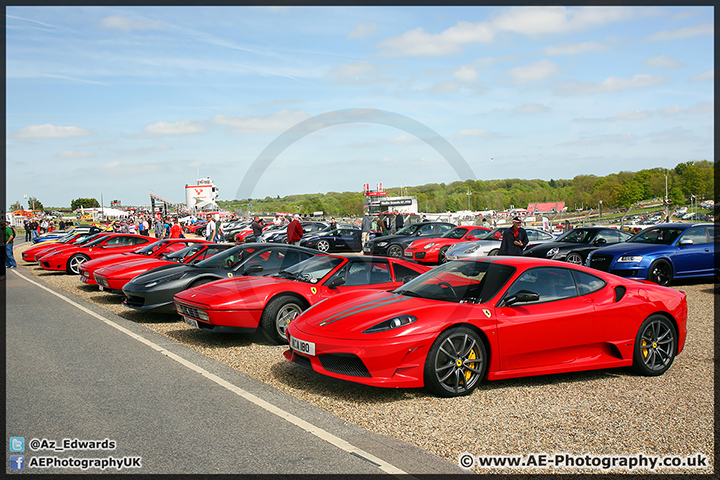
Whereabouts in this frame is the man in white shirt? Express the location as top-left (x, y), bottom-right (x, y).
top-left (205, 215), bottom-right (216, 241)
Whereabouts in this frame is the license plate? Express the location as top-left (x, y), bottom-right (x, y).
top-left (183, 317), bottom-right (199, 328)
top-left (98, 285), bottom-right (104, 291)
top-left (290, 336), bottom-right (315, 356)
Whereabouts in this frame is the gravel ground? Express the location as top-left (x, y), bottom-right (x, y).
top-left (16, 242), bottom-right (715, 474)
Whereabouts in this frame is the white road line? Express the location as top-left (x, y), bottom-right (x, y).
top-left (10, 270), bottom-right (408, 476)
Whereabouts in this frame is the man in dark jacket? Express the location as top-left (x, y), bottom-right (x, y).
top-left (498, 217), bottom-right (528, 256)
top-left (251, 216), bottom-right (264, 238)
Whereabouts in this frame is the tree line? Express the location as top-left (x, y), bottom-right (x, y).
top-left (220, 160), bottom-right (714, 217)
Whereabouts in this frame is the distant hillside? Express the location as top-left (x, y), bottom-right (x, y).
top-left (219, 160), bottom-right (714, 217)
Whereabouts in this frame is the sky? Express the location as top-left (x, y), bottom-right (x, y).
top-left (5, 5), bottom-right (715, 209)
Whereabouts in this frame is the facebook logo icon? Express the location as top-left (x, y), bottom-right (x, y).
top-left (10, 455), bottom-right (25, 470)
top-left (10, 437), bottom-right (25, 452)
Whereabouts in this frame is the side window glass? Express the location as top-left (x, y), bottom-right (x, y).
top-left (105, 237), bottom-right (124, 246)
top-left (392, 264), bottom-right (422, 282)
top-left (526, 230), bottom-right (538, 241)
top-left (504, 267), bottom-right (578, 304)
top-left (368, 261), bottom-right (391, 284)
top-left (280, 250), bottom-right (312, 269)
top-left (418, 224), bottom-right (436, 235)
top-left (571, 270), bottom-right (606, 296)
top-left (344, 262), bottom-right (370, 286)
top-left (681, 227), bottom-right (708, 245)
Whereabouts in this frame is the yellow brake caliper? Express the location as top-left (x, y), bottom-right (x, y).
top-left (464, 350), bottom-right (477, 382)
top-left (641, 339), bottom-right (648, 359)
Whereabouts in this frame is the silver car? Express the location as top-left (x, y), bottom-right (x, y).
top-left (445, 227), bottom-right (557, 260)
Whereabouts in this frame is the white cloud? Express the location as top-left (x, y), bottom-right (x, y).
top-left (325, 61), bottom-right (386, 85)
top-left (377, 23), bottom-right (493, 57)
top-left (57, 150), bottom-right (95, 158)
top-left (643, 55), bottom-right (685, 69)
top-left (508, 59), bottom-right (559, 85)
top-left (454, 65), bottom-right (479, 82)
top-left (492, 6), bottom-right (634, 36)
top-left (212, 110), bottom-right (310, 134)
top-left (545, 41), bottom-right (608, 55)
top-left (557, 74), bottom-right (668, 95)
top-left (512, 103), bottom-right (551, 114)
top-left (690, 69), bottom-right (713, 81)
top-left (13, 124), bottom-right (91, 138)
top-left (144, 120), bottom-right (206, 136)
top-left (644, 23), bottom-right (714, 42)
top-left (101, 15), bottom-right (162, 32)
top-left (348, 22), bottom-right (378, 39)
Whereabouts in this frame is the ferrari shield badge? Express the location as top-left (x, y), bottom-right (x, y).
top-left (310, 287), bottom-right (317, 294)
top-left (483, 309), bottom-right (492, 318)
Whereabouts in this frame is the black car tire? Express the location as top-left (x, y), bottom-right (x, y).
top-left (387, 244), bottom-right (403, 257)
top-left (261, 296), bottom-right (305, 345)
top-left (632, 314), bottom-right (676, 376)
top-left (424, 326), bottom-right (486, 397)
top-left (647, 259), bottom-right (673, 286)
top-left (189, 277), bottom-right (214, 289)
top-left (67, 254), bottom-right (90, 275)
top-left (487, 249), bottom-right (499, 256)
top-left (438, 246), bottom-right (450, 263)
top-left (565, 252), bottom-right (584, 265)
top-left (316, 240), bottom-right (331, 252)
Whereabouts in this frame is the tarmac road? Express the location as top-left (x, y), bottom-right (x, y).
top-left (5, 259), bottom-right (466, 475)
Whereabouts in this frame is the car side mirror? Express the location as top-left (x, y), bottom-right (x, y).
top-left (327, 277), bottom-right (345, 289)
top-left (679, 239), bottom-right (694, 246)
top-left (594, 238), bottom-right (607, 245)
top-left (245, 264), bottom-right (264, 274)
top-left (503, 289), bottom-right (540, 306)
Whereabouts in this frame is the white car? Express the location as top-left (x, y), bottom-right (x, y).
top-left (445, 227), bottom-right (557, 260)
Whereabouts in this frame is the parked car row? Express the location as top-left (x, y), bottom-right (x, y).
top-left (21, 221), bottom-right (713, 398)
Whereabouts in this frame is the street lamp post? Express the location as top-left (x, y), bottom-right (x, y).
top-left (664, 171), bottom-right (669, 222)
top-left (598, 200), bottom-right (602, 223)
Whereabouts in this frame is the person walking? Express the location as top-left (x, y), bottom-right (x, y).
top-left (361, 212), bottom-right (373, 247)
top-left (154, 217), bottom-right (164, 239)
top-left (24, 219), bottom-right (32, 242)
top-left (2, 220), bottom-right (17, 269)
top-left (214, 217), bottom-right (224, 243)
top-left (169, 218), bottom-right (182, 238)
top-left (498, 216), bottom-right (529, 256)
top-left (287, 215), bottom-right (303, 245)
top-left (394, 212), bottom-right (404, 234)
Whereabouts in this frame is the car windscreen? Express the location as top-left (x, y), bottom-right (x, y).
top-left (135, 241), bottom-right (169, 255)
top-left (194, 245), bottom-right (253, 269)
top-left (628, 227), bottom-right (684, 245)
top-left (442, 227), bottom-right (469, 239)
top-left (164, 244), bottom-right (203, 261)
top-left (81, 235), bottom-right (109, 247)
top-left (393, 260), bottom-right (516, 303)
top-left (395, 224), bottom-right (420, 236)
top-left (273, 256), bottom-right (344, 283)
top-left (555, 229), bottom-right (594, 243)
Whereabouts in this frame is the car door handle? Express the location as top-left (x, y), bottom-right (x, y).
top-left (583, 298), bottom-right (594, 304)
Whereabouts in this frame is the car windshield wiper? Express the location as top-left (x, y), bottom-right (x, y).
top-left (394, 289), bottom-right (424, 298)
top-left (274, 270), bottom-right (300, 280)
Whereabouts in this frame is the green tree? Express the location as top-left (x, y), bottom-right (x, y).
top-left (616, 179), bottom-right (645, 208)
top-left (10, 201), bottom-right (23, 211)
top-left (27, 196), bottom-right (44, 211)
top-left (71, 198), bottom-right (100, 211)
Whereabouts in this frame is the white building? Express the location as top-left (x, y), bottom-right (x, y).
top-left (185, 177), bottom-right (219, 211)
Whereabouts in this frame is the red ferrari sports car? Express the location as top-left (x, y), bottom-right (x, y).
top-left (22, 232), bottom-right (107, 262)
top-left (92, 243), bottom-right (233, 292)
top-left (403, 225), bottom-right (491, 264)
top-left (284, 256), bottom-right (688, 397)
top-left (37, 233), bottom-right (156, 274)
top-left (79, 239), bottom-right (210, 286)
top-left (173, 254), bottom-right (430, 344)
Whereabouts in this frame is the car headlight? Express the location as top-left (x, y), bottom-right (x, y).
top-left (145, 272), bottom-right (185, 288)
top-left (465, 245), bottom-right (479, 254)
top-left (618, 255), bottom-right (643, 263)
top-left (377, 241), bottom-right (388, 247)
top-left (423, 242), bottom-right (435, 250)
top-left (363, 315), bottom-right (417, 334)
top-left (546, 247), bottom-right (559, 258)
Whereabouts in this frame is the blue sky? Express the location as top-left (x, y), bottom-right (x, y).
top-left (5, 6), bottom-right (714, 209)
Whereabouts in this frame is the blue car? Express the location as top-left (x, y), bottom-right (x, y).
top-left (586, 223), bottom-right (716, 286)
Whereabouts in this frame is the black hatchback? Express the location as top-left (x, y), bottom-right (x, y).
top-left (122, 243), bottom-right (318, 313)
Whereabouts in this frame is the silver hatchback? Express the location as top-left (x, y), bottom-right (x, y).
top-left (445, 227), bottom-right (557, 260)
